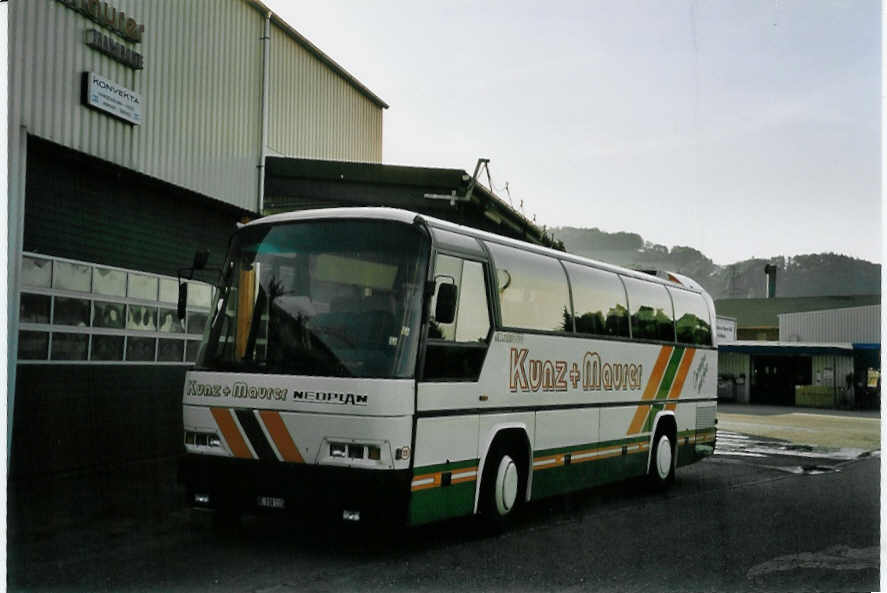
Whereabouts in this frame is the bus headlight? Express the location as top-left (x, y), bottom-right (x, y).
top-left (327, 441), bottom-right (387, 463)
top-left (185, 430), bottom-right (222, 448)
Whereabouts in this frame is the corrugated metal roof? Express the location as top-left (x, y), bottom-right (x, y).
top-left (263, 157), bottom-right (564, 250)
top-left (715, 296), bottom-right (881, 328)
top-left (719, 341), bottom-right (854, 355)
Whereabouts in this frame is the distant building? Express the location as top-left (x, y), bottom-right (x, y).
top-left (714, 296), bottom-right (880, 341)
top-left (716, 300), bottom-right (880, 409)
top-left (715, 316), bottom-right (737, 341)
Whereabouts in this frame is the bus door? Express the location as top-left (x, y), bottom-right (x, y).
top-left (410, 250), bottom-right (494, 525)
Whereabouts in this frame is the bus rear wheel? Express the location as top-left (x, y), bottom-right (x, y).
top-left (647, 432), bottom-right (675, 491)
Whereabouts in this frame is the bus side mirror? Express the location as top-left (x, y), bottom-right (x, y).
top-left (177, 283), bottom-right (188, 320)
top-left (435, 283), bottom-right (458, 324)
top-left (193, 249), bottom-right (210, 270)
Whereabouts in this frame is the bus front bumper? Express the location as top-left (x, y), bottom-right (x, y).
top-left (179, 454), bottom-right (412, 524)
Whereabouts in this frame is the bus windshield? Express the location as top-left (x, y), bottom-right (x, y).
top-left (198, 219), bottom-right (429, 378)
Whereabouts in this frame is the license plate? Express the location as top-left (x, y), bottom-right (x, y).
top-left (257, 496), bottom-right (286, 509)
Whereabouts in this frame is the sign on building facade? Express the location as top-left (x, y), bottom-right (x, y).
top-left (81, 71), bottom-right (143, 125)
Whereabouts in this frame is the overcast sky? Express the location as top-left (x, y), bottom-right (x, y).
top-left (268, 0), bottom-right (881, 265)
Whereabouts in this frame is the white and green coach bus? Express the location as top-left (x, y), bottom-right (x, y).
top-left (179, 207), bottom-right (717, 526)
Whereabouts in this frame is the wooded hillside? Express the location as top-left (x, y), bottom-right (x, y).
top-left (552, 227), bottom-right (880, 299)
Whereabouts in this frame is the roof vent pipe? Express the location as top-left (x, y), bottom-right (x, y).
top-left (764, 264), bottom-right (777, 298)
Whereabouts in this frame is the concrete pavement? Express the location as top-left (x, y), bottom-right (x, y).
top-left (717, 403), bottom-right (881, 451)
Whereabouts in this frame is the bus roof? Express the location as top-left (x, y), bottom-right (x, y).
top-left (244, 207), bottom-right (708, 295)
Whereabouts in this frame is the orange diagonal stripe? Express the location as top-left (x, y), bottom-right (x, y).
top-left (211, 408), bottom-right (253, 459)
top-left (258, 410), bottom-right (304, 463)
top-left (667, 348), bottom-right (695, 399)
top-left (627, 346), bottom-right (674, 434)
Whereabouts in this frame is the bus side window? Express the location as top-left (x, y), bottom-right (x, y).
top-left (424, 255), bottom-right (491, 381)
top-left (564, 262), bottom-right (629, 338)
top-left (669, 288), bottom-right (712, 346)
top-left (486, 243), bottom-right (571, 333)
top-left (454, 261), bottom-right (490, 342)
top-left (429, 255), bottom-right (490, 344)
top-left (429, 254), bottom-right (463, 340)
top-left (623, 277), bottom-right (675, 342)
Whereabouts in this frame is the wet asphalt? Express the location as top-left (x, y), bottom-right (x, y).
top-left (7, 403), bottom-right (881, 592)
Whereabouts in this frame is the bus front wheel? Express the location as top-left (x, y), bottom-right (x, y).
top-left (480, 444), bottom-right (525, 529)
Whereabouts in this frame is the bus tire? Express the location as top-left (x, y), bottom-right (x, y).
top-left (647, 430), bottom-right (675, 491)
top-left (479, 443), bottom-right (525, 530)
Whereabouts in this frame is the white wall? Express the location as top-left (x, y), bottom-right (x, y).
top-left (780, 305), bottom-right (880, 344)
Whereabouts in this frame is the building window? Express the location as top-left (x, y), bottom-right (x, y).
top-left (17, 253), bottom-right (211, 365)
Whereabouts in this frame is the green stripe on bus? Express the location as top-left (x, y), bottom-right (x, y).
top-left (636, 347), bottom-right (686, 433)
top-left (534, 435), bottom-right (649, 458)
top-left (655, 346), bottom-right (685, 401)
top-left (412, 458), bottom-right (479, 476)
top-left (408, 481), bottom-right (476, 525)
top-left (532, 451), bottom-right (648, 499)
top-left (642, 402), bottom-right (665, 433)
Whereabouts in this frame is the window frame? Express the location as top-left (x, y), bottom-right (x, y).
top-left (668, 286), bottom-right (714, 347)
top-left (622, 275), bottom-right (677, 344)
top-left (17, 252), bottom-right (211, 365)
top-left (485, 241), bottom-right (574, 336)
top-left (420, 248), bottom-right (494, 382)
top-left (563, 261), bottom-right (632, 340)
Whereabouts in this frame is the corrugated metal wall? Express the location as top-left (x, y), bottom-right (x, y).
top-left (718, 351), bottom-right (750, 403)
top-left (811, 355), bottom-right (854, 387)
top-left (9, 0), bottom-right (264, 212)
top-left (9, 0), bottom-right (385, 212)
top-left (7, 0), bottom-right (387, 460)
top-left (267, 30), bottom-right (383, 162)
top-left (779, 305), bottom-right (881, 343)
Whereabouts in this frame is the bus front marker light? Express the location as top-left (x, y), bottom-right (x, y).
top-left (347, 444), bottom-right (364, 459)
top-left (185, 431), bottom-right (196, 445)
top-left (196, 433), bottom-right (208, 447)
top-left (367, 445), bottom-right (381, 461)
top-left (194, 493), bottom-right (210, 505)
top-left (395, 446), bottom-right (410, 461)
top-left (342, 510), bottom-right (360, 522)
top-left (330, 443), bottom-right (347, 458)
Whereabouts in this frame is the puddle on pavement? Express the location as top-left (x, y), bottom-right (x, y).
top-left (747, 545), bottom-right (879, 579)
top-left (714, 430), bottom-right (872, 461)
top-left (755, 463), bottom-right (839, 475)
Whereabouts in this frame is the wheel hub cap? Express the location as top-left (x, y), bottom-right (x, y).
top-left (656, 435), bottom-right (672, 479)
top-left (495, 455), bottom-right (519, 515)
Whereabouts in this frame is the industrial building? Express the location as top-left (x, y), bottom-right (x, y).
top-left (715, 295), bottom-right (880, 341)
top-left (717, 301), bottom-right (880, 408)
top-left (7, 0), bottom-right (551, 479)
